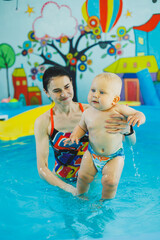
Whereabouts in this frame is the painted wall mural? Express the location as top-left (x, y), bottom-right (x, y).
top-left (0, 0), bottom-right (160, 105)
top-left (16, 0), bottom-right (133, 103)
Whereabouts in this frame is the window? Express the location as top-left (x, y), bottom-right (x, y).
top-left (16, 81), bottom-right (20, 86)
top-left (123, 62), bottom-right (127, 68)
top-left (138, 37), bottom-right (144, 45)
top-left (137, 52), bottom-right (145, 56)
top-left (22, 80), bottom-right (27, 85)
top-left (147, 62), bottom-right (151, 67)
top-left (133, 62), bottom-right (137, 68)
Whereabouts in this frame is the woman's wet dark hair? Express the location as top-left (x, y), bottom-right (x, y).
top-left (43, 66), bottom-right (71, 91)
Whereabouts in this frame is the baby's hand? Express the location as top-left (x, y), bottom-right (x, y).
top-left (63, 134), bottom-right (79, 146)
top-left (127, 112), bottom-right (146, 127)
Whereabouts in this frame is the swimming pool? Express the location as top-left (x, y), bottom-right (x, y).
top-left (0, 106), bottom-right (160, 240)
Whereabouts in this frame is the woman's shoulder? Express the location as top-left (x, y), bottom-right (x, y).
top-left (35, 109), bottom-right (50, 129)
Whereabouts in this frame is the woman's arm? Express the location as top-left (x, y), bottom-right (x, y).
top-left (34, 116), bottom-right (77, 195)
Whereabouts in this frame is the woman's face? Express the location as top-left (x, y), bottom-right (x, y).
top-left (45, 75), bottom-right (74, 105)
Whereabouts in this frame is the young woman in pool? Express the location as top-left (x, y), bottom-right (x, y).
top-left (34, 66), bottom-right (136, 195)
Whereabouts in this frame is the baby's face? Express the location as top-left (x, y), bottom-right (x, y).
top-left (88, 77), bottom-right (117, 111)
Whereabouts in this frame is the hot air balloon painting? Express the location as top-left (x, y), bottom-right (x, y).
top-left (82, 0), bottom-right (123, 34)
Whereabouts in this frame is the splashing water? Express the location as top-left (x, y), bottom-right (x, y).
top-left (130, 146), bottom-right (140, 177)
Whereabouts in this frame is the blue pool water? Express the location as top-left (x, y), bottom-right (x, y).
top-left (0, 106), bottom-right (160, 240)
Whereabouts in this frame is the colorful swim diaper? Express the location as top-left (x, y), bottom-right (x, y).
top-left (88, 144), bottom-right (125, 172)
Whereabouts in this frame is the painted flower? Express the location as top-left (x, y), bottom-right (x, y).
top-left (87, 16), bottom-right (99, 29)
top-left (78, 63), bottom-right (87, 72)
top-left (23, 41), bottom-right (32, 50)
top-left (87, 59), bottom-right (92, 65)
top-left (60, 36), bottom-right (68, 43)
top-left (28, 48), bottom-right (33, 54)
top-left (22, 49), bottom-right (28, 56)
top-left (66, 53), bottom-right (73, 60)
top-left (69, 58), bottom-right (77, 66)
top-left (28, 31), bottom-right (37, 42)
top-left (115, 43), bottom-right (121, 49)
top-left (80, 55), bottom-right (87, 62)
top-left (38, 65), bottom-right (46, 73)
top-left (117, 49), bottom-right (123, 55)
top-left (117, 27), bottom-right (126, 37)
top-left (31, 75), bottom-right (36, 80)
top-left (34, 62), bottom-right (39, 67)
top-left (45, 52), bottom-right (52, 59)
top-left (123, 34), bottom-right (129, 40)
top-left (44, 34), bottom-right (49, 39)
top-left (40, 39), bottom-right (47, 47)
top-left (81, 30), bottom-right (85, 35)
top-left (37, 72), bottom-right (43, 81)
top-left (84, 26), bottom-right (91, 32)
top-left (90, 34), bottom-right (96, 40)
top-left (78, 25), bottom-right (84, 31)
top-left (93, 27), bottom-right (101, 36)
top-left (31, 67), bottom-right (38, 75)
top-left (107, 46), bottom-right (116, 56)
top-left (96, 35), bottom-right (101, 39)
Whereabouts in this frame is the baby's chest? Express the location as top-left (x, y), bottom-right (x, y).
top-left (86, 114), bottom-right (107, 131)
top-left (86, 109), bottom-right (116, 130)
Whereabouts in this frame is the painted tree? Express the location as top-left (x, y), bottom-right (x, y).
top-left (0, 43), bottom-right (16, 98)
top-left (17, 1), bottom-right (134, 101)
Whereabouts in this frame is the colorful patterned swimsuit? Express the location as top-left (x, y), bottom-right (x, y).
top-left (49, 103), bottom-right (89, 180)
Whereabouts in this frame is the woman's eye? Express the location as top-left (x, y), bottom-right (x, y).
top-left (100, 91), bottom-right (104, 94)
top-left (64, 83), bottom-right (71, 89)
top-left (91, 89), bottom-right (95, 92)
top-left (53, 90), bottom-right (61, 93)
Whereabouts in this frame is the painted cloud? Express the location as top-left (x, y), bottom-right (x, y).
top-left (33, 2), bottom-right (78, 40)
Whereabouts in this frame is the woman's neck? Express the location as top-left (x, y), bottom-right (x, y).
top-left (54, 101), bottom-right (75, 115)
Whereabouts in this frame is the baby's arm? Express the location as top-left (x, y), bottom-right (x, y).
top-left (117, 104), bottom-right (146, 127)
top-left (68, 125), bottom-right (86, 144)
top-left (64, 112), bottom-right (87, 145)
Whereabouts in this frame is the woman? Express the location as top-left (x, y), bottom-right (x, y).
top-left (34, 66), bottom-right (136, 195)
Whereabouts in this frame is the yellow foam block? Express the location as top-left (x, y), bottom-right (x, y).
top-left (0, 102), bottom-right (55, 141)
top-left (119, 101), bottom-right (141, 106)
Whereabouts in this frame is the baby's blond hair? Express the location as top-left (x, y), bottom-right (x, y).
top-left (95, 72), bottom-right (122, 96)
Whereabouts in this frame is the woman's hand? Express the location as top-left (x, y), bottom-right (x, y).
top-left (105, 113), bottom-right (131, 135)
top-left (127, 112), bottom-right (146, 127)
top-left (65, 184), bottom-right (77, 196)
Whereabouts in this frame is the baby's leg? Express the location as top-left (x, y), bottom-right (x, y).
top-left (77, 150), bottom-right (97, 195)
top-left (101, 156), bottom-right (124, 200)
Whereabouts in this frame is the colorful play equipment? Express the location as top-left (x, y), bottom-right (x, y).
top-left (0, 102), bottom-right (55, 141)
top-left (137, 68), bottom-right (160, 106)
top-left (119, 101), bottom-right (141, 106)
